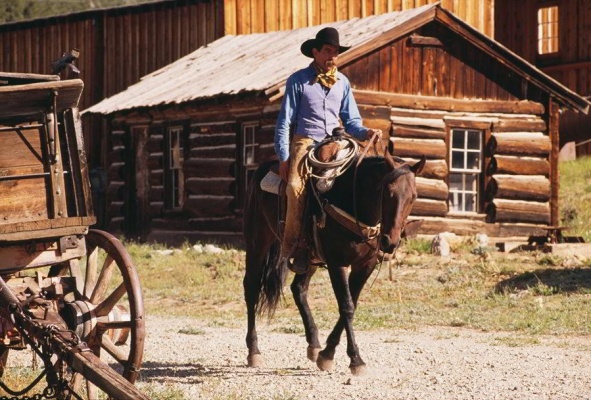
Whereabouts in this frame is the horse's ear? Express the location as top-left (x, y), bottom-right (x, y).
top-left (384, 149), bottom-right (397, 169)
top-left (410, 156), bottom-right (426, 175)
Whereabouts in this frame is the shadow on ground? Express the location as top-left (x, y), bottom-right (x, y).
top-left (495, 266), bottom-right (591, 294)
top-left (137, 360), bottom-right (315, 384)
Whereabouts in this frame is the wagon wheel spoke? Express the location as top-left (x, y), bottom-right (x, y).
top-left (86, 375), bottom-right (98, 399)
top-left (94, 282), bottom-right (126, 317)
top-left (90, 254), bottom-right (115, 304)
top-left (70, 372), bottom-right (83, 396)
top-left (101, 335), bottom-right (129, 366)
top-left (84, 243), bottom-right (99, 299)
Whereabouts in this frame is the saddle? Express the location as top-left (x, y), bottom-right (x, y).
top-left (259, 137), bottom-right (360, 268)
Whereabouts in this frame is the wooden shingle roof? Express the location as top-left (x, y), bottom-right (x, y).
top-left (85, 3), bottom-right (590, 115)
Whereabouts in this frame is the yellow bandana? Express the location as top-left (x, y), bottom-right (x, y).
top-left (313, 64), bottom-right (338, 89)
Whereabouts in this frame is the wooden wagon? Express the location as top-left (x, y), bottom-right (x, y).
top-left (0, 72), bottom-right (148, 399)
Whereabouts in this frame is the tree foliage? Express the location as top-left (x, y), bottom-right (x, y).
top-left (0, 0), bottom-right (151, 24)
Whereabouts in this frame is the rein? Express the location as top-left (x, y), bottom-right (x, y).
top-left (308, 131), bottom-right (387, 243)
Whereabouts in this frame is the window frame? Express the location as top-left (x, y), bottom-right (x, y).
top-left (164, 125), bottom-right (185, 211)
top-left (536, 1), bottom-right (560, 58)
top-left (445, 120), bottom-right (491, 216)
top-left (237, 121), bottom-right (260, 211)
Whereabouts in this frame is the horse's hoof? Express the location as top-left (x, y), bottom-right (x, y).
top-left (350, 364), bottom-right (367, 376)
top-left (307, 346), bottom-right (320, 362)
top-left (247, 353), bottom-right (264, 368)
top-left (316, 354), bottom-right (334, 371)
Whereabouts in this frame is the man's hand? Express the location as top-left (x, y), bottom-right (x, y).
top-left (279, 160), bottom-right (290, 182)
top-left (366, 128), bottom-right (383, 141)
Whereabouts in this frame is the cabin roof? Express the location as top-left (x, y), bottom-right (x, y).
top-left (85, 3), bottom-right (590, 116)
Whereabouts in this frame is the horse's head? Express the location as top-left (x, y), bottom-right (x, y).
top-left (379, 155), bottom-right (425, 255)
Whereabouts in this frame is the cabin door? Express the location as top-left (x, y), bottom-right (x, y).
top-left (128, 126), bottom-right (150, 241)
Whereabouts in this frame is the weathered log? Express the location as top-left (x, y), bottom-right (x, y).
top-left (487, 175), bottom-right (551, 201)
top-left (184, 195), bottom-right (234, 218)
top-left (185, 177), bottom-right (234, 196)
top-left (189, 132), bottom-right (236, 148)
top-left (411, 198), bottom-right (448, 216)
top-left (184, 158), bottom-right (234, 178)
top-left (190, 145), bottom-right (236, 159)
top-left (486, 199), bottom-right (550, 224)
top-left (492, 118), bottom-right (546, 133)
top-left (107, 163), bottom-right (125, 181)
top-left (353, 89), bottom-right (546, 115)
top-left (414, 216), bottom-right (548, 237)
top-left (392, 125), bottom-right (446, 139)
top-left (416, 177), bottom-right (448, 200)
top-left (359, 105), bottom-right (391, 132)
top-left (400, 158), bottom-right (448, 180)
top-left (489, 132), bottom-right (551, 157)
top-left (392, 137), bottom-right (446, 159)
top-left (147, 136), bottom-right (163, 153)
top-left (391, 115), bottom-right (446, 130)
top-left (149, 171), bottom-right (163, 186)
top-left (489, 155), bottom-right (550, 176)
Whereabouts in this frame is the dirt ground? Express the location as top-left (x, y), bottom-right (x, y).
top-left (140, 316), bottom-right (591, 400)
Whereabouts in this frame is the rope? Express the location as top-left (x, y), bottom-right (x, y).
top-left (305, 137), bottom-right (358, 179)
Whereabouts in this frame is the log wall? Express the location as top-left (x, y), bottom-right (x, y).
top-left (105, 98), bottom-right (283, 242)
top-left (356, 89), bottom-right (552, 228)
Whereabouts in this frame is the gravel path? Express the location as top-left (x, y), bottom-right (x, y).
top-left (141, 316), bottom-right (591, 400)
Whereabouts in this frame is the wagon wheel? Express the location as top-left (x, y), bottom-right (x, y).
top-left (57, 229), bottom-right (145, 399)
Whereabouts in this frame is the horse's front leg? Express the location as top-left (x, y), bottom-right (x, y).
top-left (290, 266), bottom-right (321, 362)
top-left (316, 265), bottom-right (364, 374)
top-left (317, 263), bottom-right (375, 375)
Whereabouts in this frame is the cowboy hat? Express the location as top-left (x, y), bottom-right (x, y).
top-left (300, 27), bottom-right (351, 58)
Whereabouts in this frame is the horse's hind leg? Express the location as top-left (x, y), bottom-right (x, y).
top-left (290, 266), bottom-right (321, 362)
top-left (244, 246), bottom-right (270, 367)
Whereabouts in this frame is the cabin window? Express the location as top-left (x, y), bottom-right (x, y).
top-left (164, 126), bottom-right (184, 210)
top-left (238, 123), bottom-right (259, 209)
top-left (448, 129), bottom-right (483, 213)
top-left (537, 4), bottom-right (559, 55)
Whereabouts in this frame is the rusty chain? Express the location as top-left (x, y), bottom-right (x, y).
top-left (1, 307), bottom-right (84, 400)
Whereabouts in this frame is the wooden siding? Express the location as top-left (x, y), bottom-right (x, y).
top-left (341, 22), bottom-right (551, 105)
top-left (0, 0), bottom-right (223, 168)
top-left (225, 0), bottom-right (494, 38)
top-left (495, 0), bottom-right (591, 156)
top-left (495, 0), bottom-right (591, 97)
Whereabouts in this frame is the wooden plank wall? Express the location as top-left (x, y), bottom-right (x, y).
top-left (495, 0), bottom-right (591, 156)
top-left (495, 0), bottom-right (591, 96)
top-left (341, 29), bottom-right (529, 102)
top-left (0, 0), bottom-right (223, 168)
top-left (224, 0), bottom-right (494, 37)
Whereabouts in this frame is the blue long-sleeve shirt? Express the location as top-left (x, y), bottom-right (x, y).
top-left (274, 64), bottom-right (369, 162)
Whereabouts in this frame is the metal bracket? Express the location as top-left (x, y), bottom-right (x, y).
top-left (58, 235), bottom-right (82, 254)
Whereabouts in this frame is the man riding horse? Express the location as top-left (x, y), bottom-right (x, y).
top-left (275, 27), bottom-right (382, 274)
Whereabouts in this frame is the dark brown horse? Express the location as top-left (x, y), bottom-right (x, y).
top-left (243, 151), bottom-right (424, 375)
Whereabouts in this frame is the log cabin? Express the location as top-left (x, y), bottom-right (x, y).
top-left (0, 0), bottom-right (495, 228)
top-left (84, 3), bottom-right (590, 244)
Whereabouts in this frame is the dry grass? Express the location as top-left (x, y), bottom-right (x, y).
top-left (128, 237), bottom-right (591, 337)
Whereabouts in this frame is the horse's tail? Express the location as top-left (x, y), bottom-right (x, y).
top-left (244, 160), bottom-right (287, 318)
top-left (256, 240), bottom-right (287, 318)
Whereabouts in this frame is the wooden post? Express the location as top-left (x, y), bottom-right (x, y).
top-left (548, 99), bottom-right (560, 226)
